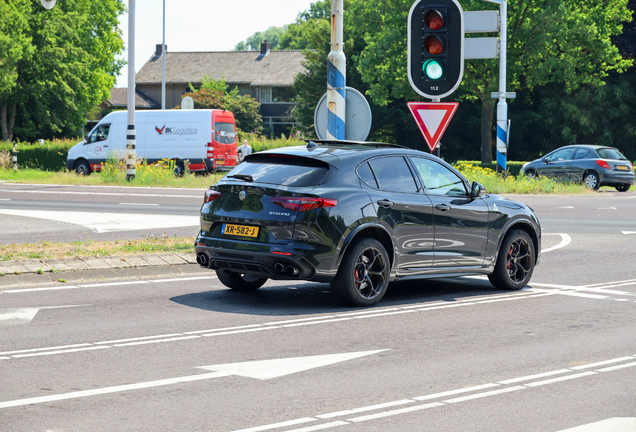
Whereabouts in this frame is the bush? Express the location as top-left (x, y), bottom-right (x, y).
top-left (456, 160), bottom-right (527, 177)
top-left (0, 139), bottom-right (77, 171)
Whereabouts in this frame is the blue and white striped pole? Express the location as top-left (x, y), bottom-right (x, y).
top-left (327, 0), bottom-right (346, 140)
top-left (496, 0), bottom-right (508, 175)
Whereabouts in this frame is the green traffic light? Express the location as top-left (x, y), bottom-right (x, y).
top-left (423, 59), bottom-right (443, 80)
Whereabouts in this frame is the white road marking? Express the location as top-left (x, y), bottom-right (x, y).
top-left (0, 209), bottom-right (198, 233)
top-left (444, 386), bottom-right (525, 403)
top-left (570, 357), bottom-right (635, 370)
top-left (0, 351), bottom-right (386, 409)
top-left (284, 421), bottom-right (349, 432)
top-left (227, 355), bottom-right (636, 432)
top-left (0, 188), bottom-right (201, 198)
top-left (541, 233), bottom-right (572, 253)
top-left (0, 305), bottom-right (90, 325)
top-left (0, 198), bottom-right (10, 201)
top-left (597, 207), bottom-right (616, 210)
top-left (622, 231), bottom-right (636, 235)
top-left (557, 206), bottom-right (574, 209)
top-left (556, 418), bottom-right (636, 432)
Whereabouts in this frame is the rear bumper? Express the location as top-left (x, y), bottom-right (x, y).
top-left (600, 171), bottom-right (635, 186)
top-left (194, 237), bottom-right (317, 280)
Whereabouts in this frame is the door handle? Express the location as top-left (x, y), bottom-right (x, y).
top-left (435, 203), bottom-right (451, 212)
top-left (103, 145), bottom-right (109, 147)
top-left (377, 199), bottom-right (394, 208)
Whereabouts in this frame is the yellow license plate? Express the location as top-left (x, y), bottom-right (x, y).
top-left (616, 165), bottom-right (629, 171)
top-left (216, 160), bottom-right (225, 165)
top-left (221, 224), bottom-right (259, 237)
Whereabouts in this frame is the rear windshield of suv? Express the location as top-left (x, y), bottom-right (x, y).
top-left (596, 148), bottom-right (627, 160)
top-left (225, 154), bottom-right (331, 187)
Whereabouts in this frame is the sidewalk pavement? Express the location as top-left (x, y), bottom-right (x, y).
top-left (0, 253), bottom-right (198, 276)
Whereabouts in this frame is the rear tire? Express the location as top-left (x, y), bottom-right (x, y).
top-left (616, 184), bottom-right (630, 192)
top-left (331, 238), bottom-right (390, 307)
top-left (216, 270), bottom-right (267, 291)
top-left (74, 159), bottom-right (91, 176)
top-left (525, 170), bottom-right (537, 179)
top-left (488, 229), bottom-right (535, 291)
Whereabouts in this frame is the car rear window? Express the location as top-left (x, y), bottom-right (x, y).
top-left (596, 148), bottom-right (627, 160)
top-left (226, 154), bottom-right (331, 187)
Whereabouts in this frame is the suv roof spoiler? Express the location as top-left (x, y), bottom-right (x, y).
top-left (305, 139), bottom-right (407, 149)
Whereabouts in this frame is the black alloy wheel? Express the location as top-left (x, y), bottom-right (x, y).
top-left (216, 270), bottom-right (267, 291)
top-left (332, 238), bottom-right (390, 307)
top-left (525, 170), bottom-right (537, 179)
top-left (616, 184), bottom-right (631, 192)
top-left (488, 229), bottom-right (535, 290)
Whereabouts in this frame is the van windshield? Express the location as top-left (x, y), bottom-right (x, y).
top-left (214, 122), bottom-right (236, 144)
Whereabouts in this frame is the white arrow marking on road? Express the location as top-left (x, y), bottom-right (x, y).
top-left (0, 305), bottom-right (90, 325)
top-left (198, 350), bottom-right (388, 380)
top-left (0, 209), bottom-right (198, 233)
top-left (0, 350), bottom-right (387, 409)
top-left (622, 231), bottom-right (636, 235)
top-left (556, 417), bottom-right (636, 431)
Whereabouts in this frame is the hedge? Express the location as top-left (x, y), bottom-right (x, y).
top-left (455, 160), bottom-right (527, 177)
top-left (0, 139), bottom-right (78, 172)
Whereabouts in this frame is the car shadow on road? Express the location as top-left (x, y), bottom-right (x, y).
top-left (170, 276), bottom-right (508, 317)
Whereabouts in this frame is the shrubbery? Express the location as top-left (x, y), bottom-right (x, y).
top-left (0, 139), bottom-right (77, 171)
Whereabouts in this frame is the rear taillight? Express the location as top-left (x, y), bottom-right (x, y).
top-left (595, 160), bottom-right (611, 169)
top-left (206, 142), bottom-right (213, 159)
top-left (270, 197), bottom-right (338, 212)
top-left (204, 190), bottom-right (222, 203)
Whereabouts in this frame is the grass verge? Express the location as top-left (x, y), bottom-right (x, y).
top-left (0, 236), bottom-right (194, 262)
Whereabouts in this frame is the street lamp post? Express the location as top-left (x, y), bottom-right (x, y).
top-left (161, 0), bottom-right (166, 110)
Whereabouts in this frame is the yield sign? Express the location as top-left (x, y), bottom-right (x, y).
top-left (407, 102), bottom-right (459, 151)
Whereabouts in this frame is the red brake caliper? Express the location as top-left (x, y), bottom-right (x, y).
top-left (507, 246), bottom-right (513, 269)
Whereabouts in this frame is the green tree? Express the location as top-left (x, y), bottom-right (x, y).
top-left (348, 0), bottom-right (633, 162)
top-left (184, 75), bottom-right (263, 134)
top-left (234, 26), bottom-right (287, 51)
top-left (279, 0), bottom-right (331, 50)
top-left (0, 0), bottom-right (125, 142)
top-left (0, 0), bottom-right (33, 141)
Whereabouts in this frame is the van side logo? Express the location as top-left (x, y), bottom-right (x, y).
top-left (155, 124), bottom-right (197, 135)
top-left (155, 125), bottom-right (165, 135)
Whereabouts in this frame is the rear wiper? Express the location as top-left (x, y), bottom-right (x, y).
top-left (227, 174), bottom-right (254, 182)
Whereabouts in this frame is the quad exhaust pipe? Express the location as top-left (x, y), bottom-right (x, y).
top-left (274, 262), bottom-right (300, 277)
top-left (196, 252), bottom-right (209, 267)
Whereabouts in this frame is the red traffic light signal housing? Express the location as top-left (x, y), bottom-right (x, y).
top-left (408, 0), bottom-right (464, 99)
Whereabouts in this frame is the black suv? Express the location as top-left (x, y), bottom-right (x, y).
top-left (195, 140), bottom-right (541, 306)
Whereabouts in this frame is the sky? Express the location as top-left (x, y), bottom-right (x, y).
top-left (116, 0), bottom-right (317, 88)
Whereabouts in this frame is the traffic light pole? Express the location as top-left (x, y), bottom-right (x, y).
top-left (327, 0), bottom-right (346, 140)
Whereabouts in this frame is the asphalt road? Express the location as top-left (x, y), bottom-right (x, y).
top-left (1, 186), bottom-right (636, 431)
top-left (0, 183), bottom-right (205, 244)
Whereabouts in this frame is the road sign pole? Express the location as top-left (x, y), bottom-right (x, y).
top-left (327, 0), bottom-right (346, 140)
top-left (495, 0), bottom-right (508, 175)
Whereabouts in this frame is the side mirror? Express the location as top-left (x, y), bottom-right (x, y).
top-left (471, 181), bottom-right (485, 198)
top-left (543, 157), bottom-right (550, 164)
top-left (85, 134), bottom-right (90, 143)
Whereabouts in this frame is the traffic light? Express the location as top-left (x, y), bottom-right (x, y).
top-left (408, 0), bottom-right (464, 99)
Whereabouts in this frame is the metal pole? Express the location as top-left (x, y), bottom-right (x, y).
top-left (495, 0), bottom-right (508, 175)
top-left (12, 142), bottom-right (17, 170)
top-left (161, 0), bottom-right (166, 110)
top-left (326, 0), bottom-right (346, 140)
top-left (126, 0), bottom-right (136, 180)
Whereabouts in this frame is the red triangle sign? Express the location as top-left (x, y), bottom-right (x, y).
top-left (407, 102), bottom-right (459, 152)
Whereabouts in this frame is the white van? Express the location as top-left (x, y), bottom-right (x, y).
top-left (67, 109), bottom-right (239, 175)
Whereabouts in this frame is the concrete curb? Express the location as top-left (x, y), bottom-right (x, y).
top-left (0, 253), bottom-right (198, 276)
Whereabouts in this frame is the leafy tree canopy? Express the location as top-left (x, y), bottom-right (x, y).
top-left (184, 75), bottom-right (263, 134)
top-left (234, 26), bottom-right (287, 51)
top-left (1, 0), bottom-right (125, 142)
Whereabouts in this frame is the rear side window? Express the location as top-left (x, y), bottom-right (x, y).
top-left (226, 155), bottom-right (331, 187)
top-left (214, 122), bottom-right (236, 144)
top-left (596, 148), bottom-right (627, 160)
top-left (356, 162), bottom-right (378, 188)
top-left (368, 156), bottom-right (418, 193)
top-left (573, 148), bottom-right (591, 159)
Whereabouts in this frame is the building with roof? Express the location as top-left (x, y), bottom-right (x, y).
top-left (135, 42), bottom-right (307, 135)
